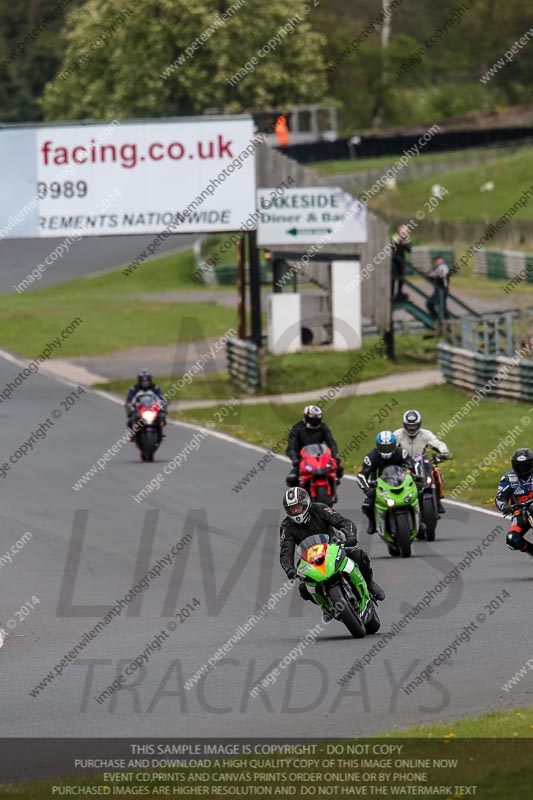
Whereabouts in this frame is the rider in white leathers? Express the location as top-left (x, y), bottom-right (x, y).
top-left (393, 409), bottom-right (449, 514)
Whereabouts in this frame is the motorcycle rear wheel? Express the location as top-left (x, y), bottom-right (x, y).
top-left (423, 494), bottom-right (437, 542)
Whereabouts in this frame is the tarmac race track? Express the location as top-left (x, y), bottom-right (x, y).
top-left (0, 354), bottom-right (530, 739)
top-left (0, 234), bottom-right (196, 294)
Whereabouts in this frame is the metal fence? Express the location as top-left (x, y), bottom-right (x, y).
top-left (226, 338), bottom-right (264, 394)
top-left (441, 311), bottom-right (517, 357)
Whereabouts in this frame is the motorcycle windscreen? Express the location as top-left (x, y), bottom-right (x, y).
top-left (380, 465), bottom-right (408, 487)
top-left (135, 391), bottom-right (159, 407)
top-left (296, 533), bottom-right (329, 563)
top-left (301, 443), bottom-right (329, 457)
top-left (414, 454), bottom-right (432, 473)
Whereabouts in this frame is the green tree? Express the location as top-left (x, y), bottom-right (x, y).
top-left (0, 0), bottom-right (80, 122)
top-left (42, 0), bottom-right (328, 120)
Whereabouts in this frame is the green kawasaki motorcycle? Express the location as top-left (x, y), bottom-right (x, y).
top-left (295, 532), bottom-right (381, 639)
top-left (359, 466), bottom-right (420, 558)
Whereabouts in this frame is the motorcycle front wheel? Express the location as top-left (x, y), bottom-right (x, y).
top-left (327, 584), bottom-right (366, 639)
top-left (364, 603), bottom-right (381, 634)
top-left (315, 484), bottom-right (329, 505)
top-left (395, 513), bottom-right (412, 558)
top-left (140, 429), bottom-right (158, 462)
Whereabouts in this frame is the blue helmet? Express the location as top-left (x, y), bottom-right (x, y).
top-left (376, 430), bottom-right (396, 459)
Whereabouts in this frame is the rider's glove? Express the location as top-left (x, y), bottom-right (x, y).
top-left (286, 568), bottom-right (298, 580)
top-left (329, 528), bottom-right (346, 545)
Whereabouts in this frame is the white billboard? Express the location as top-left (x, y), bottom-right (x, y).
top-left (257, 187), bottom-right (367, 246)
top-left (0, 116), bottom-right (257, 238)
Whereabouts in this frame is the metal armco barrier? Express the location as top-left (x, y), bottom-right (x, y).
top-left (437, 342), bottom-right (533, 402)
top-left (226, 338), bottom-right (264, 394)
top-left (473, 248), bottom-right (533, 284)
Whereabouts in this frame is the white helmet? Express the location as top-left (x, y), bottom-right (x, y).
top-left (403, 409), bottom-right (422, 438)
top-left (283, 487), bottom-right (311, 524)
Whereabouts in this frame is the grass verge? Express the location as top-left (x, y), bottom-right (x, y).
top-left (96, 333), bottom-right (434, 400)
top-left (0, 249), bottom-right (236, 358)
top-left (383, 707), bottom-right (533, 738)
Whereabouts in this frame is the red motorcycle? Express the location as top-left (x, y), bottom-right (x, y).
top-left (298, 443), bottom-right (338, 506)
top-left (131, 391), bottom-right (164, 462)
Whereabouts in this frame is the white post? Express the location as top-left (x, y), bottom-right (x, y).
top-left (331, 260), bottom-right (362, 350)
top-left (267, 294), bottom-right (302, 354)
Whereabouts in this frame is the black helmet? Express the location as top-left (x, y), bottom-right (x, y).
top-left (403, 409), bottom-right (422, 437)
top-left (283, 487), bottom-right (311, 524)
top-left (304, 404), bottom-right (322, 429)
top-left (137, 370), bottom-right (153, 390)
top-left (511, 448), bottom-right (533, 480)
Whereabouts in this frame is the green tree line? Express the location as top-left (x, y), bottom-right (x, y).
top-left (0, 0), bottom-right (532, 130)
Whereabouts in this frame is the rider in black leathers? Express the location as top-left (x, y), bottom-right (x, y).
top-left (286, 405), bottom-right (344, 487)
top-left (125, 369), bottom-right (167, 440)
top-left (280, 487), bottom-right (385, 613)
top-left (495, 448), bottom-right (533, 557)
top-left (359, 431), bottom-right (415, 535)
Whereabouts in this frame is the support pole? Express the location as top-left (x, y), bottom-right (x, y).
top-left (236, 234), bottom-right (246, 340)
top-left (248, 230), bottom-right (262, 347)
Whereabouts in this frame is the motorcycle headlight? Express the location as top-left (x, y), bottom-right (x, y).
top-left (305, 464), bottom-right (314, 472)
top-left (141, 410), bottom-right (156, 424)
top-left (426, 476), bottom-right (432, 485)
top-left (404, 492), bottom-right (413, 503)
top-left (386, 498), bottom-right (395, 508)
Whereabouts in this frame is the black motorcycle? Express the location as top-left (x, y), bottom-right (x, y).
top-left (131, 390), bottom-right (164, 462)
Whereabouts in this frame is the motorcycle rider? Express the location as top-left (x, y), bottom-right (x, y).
top-left (280, 487), bottom-right (385, 620)
top-left (125, 370), bottom-right (167, 440)
top-left (359, 431), bottom-right (416, 535)
top-left (286, 405), bottom-right (344, 487)
top-left (495, 448), bottom-right (533, 557)
top-left (391, 224), bottom-right (412, 300)
top-left (394, 409), bottom-right (449, 515)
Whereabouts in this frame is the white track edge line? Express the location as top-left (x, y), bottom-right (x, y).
top-left (0, 349), bottom-right (501, 518)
